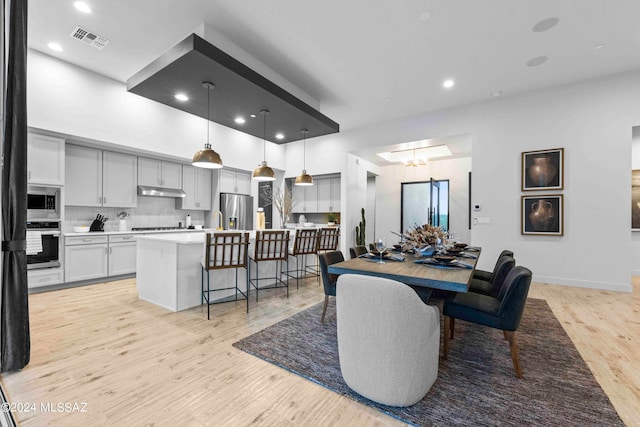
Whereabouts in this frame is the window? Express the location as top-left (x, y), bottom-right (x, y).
top-left (400, 179), bottom-right (450, 232)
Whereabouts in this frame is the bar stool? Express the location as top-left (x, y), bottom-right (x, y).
top-left (283, 228), bottom-right (318, 289)
top-left (248, 230), bottom-right (290, 302)
top-left (313, 227), bottom-right (341, 283)
top-left (201, 232), bottom-right (250, 319)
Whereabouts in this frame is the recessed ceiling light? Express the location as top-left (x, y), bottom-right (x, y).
top-left (47, 42), bottom-right (63, 52)
top-left (491, 91), bottom-right (503, 98)
top-left (174, 93), bottom-right (188, 102)
top-left (526, 56), bottom-right (548, 67)
top-left (250, 114), bottom-right (256, 118)
top-left (443, 79), bottom-right (455, 89)
top-left (384, 98), bottom-right (391, 102)
top-left (73, 1), bottom-right (92, 13)
top-left (419, 11), bottom-right (432, 22)
top-left (275, 133), bottom-right (285, 140)
top-left (532, 17), bottom-right (559, 33)
top-left (594, 44), bottom-right (604, 50)
top-left (234, 117), bottom-right (246, 124)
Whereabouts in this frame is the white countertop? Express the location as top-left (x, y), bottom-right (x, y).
top-left (136, 229), bottom-right (260, 244)
top-left (63, 228), bottom-right (206, 237)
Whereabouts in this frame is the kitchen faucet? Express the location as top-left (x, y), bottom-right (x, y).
top-left (213, 211), bottom-right (223, 230)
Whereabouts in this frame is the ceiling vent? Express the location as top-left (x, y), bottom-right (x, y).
top-left (70, 26), bottom-right (109, 50)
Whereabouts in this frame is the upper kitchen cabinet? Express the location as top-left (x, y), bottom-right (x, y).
top-left (177, 165), bottom-right (212, 210)
top-left (219, 169), bottom-right (251, 195)
top-left (102, 151), bottom-right (137, 207)
top-left (65, 145), bottom-right (137, 208)
top-left (316, 177), bottom-right (341, 212)
top-left (27, 133), bottom-right (65, 186)
top-left (292, 184), bottom-right (318, 213)
top-left (138, 157), bottom-right (182, 190)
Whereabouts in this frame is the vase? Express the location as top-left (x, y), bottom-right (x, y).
top-left (119, 219), bottom-right (127, 231)
top-left (529, 199), bottom-right (555, 230)
top-left (527, 156), bottom-right (557, 187)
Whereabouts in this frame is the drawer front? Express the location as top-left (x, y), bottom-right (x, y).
top-left (66, 235), bottom-right (109, 246)
top-left (28, 269), bottom-right (64, 288)
top-left (109, 234), bottom-right (136, 243)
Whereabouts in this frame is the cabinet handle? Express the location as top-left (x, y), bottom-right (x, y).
top-left (122, 236), bottom-right (133, 240)
top-left (83, 238), bottom-right (92, 242)
top-left (109, 247), bottom-right (112, 254)
top-left (28, 171), bottom-right (31, 180)
top-left (105, 247), bottom-right (108, 254)
top-left (103, 197), bottom-right (107, 204)
top-left (39, 277), bottom-right (50, 282)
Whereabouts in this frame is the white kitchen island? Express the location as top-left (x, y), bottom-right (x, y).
top-left (136, 230), bottom-right (289, 312)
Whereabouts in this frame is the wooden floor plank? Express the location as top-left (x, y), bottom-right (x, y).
top-left (1, 276), bottom-right (638, 426)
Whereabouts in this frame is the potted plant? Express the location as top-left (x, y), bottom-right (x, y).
top-left (327, 212), bottom-right (336, 226)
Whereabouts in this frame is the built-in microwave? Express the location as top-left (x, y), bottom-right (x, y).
top-left (27, 186), bottom-right (59, 220)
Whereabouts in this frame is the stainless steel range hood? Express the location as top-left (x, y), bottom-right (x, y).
top-left (137, 185), bottom-right (186, 198)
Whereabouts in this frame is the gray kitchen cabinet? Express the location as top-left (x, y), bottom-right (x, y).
top-left (65, 145), bottom-right (137, 207)
top-left (28, 133), bottom-right (65, 186)
top-left (103, 151), bottom-right (137, 208)
top-left (65, 145), bottom-right (103, 206)
top-left (292, 184), bottom-right (318, 213)
top-left (316, 177), bottom-right (341, 212)
top-left (177, 165), bottom-right (212, 210)
top-left (64, 235), bottom-right (109, 282)
top-left (138, 157), bottom-right (182, 190)
top-left (219, 169), bottom-right (251, 195)
top-left (108, 235), bottom-right (137, 276)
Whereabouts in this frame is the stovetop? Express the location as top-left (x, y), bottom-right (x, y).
top-left (131, 226), bottom-right (187, 231)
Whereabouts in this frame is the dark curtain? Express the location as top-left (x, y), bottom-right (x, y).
top-left (1, 0), bottom-right (30, 372)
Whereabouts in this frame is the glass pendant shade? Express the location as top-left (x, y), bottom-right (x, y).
top-left (253, 109), bottom-right (276, 181)
top-left (295, 129), bottom-right (313, 186)
top-left (193, 81), bottom-right (223, 169)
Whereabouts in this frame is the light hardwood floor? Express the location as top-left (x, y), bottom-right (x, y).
top-left (1, 276), bottom-right (638, 426)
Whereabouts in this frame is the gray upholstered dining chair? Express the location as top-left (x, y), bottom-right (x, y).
top-left (336, 274), bottom-right (440, 407)
top-left (443, 266), bottom-right (532, 378)
top-left (349, 245), bottom-right (368, 259)
top-left (469, 255), bottom-right (515, 297)
top-left (318, 250), bottom-right (344, 322)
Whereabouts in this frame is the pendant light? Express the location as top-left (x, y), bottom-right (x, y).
top-left (295, 129), bottom-right (313, 186)
top-left (192, 81), bottom-right (223, 169)
top-left (252, 109), bottom-right (276, 181)
top-left (405, 148), bottom-right (426, 167)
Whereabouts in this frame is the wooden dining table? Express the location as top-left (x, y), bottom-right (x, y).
top-left (327, 250), bottom-right (480, 299)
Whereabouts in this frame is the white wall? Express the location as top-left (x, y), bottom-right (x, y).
top-left (376, 157), bottom-right (472, 246)
top-left (28, 48), bottom-right (640, 291)
top-left (632, 127), bottom-right (640, 276)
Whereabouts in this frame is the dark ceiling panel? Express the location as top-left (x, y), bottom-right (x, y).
top-left (127, 34), bottom-right (339, 144)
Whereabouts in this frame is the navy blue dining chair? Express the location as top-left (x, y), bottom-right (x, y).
top-left (469, 255), bottom-right (515, 297)
top-left (318, 250), bottom-right (344, 322)
top-left (473, 250), bottom-right (514, 282)
top-left (443, 265), bottom-right (532, 378)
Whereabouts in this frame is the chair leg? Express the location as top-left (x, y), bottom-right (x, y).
top-left (506, 331), bottom-right (523, 378)
top-left (503, 330), bottom-right (509, 340)
top-left (450, 317), bottom-right (455, 339)
top-left (443, 316), bottom-right (451, 359)
top-left (245, 267), bottom-right (249, 313)
top-left (321, 295), bottom-right (329, 322)
top-left (207, 267), bottom-right (211, 320)
top-left (296, 255), bottom-right (299, 289)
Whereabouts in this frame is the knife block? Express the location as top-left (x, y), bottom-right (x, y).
top-left (89, 219), bottom-right (104, 232)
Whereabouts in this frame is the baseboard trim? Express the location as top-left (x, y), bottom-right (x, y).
top-left (533, 275), bottom-right (632, 293)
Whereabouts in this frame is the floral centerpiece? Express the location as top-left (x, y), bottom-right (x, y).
top-left (402, 223), bottom-right (447, 251)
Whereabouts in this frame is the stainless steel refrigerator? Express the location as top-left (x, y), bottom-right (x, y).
top-left (220, 193), bottom-right (253, 230)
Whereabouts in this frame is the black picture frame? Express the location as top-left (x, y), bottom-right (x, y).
top-left (521, 195), bottom-right (564, 236)
top-left (522, 148), bottom-right (564, 191)
top-left (632, 170), bottom-right (640, 231)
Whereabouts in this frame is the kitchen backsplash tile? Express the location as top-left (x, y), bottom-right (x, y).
top-left (63, 196), bottom-right (205, 232)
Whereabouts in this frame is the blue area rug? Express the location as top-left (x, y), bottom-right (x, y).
top-left (233, 298), bottom-right (623, 426)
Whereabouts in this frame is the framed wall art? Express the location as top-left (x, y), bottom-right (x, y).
top-left (521, 194), bottom-right (564, 236)
top-left (522, 148), bottom-right (564, 191)
top-left (633, 170), bottom-right (640, 231)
